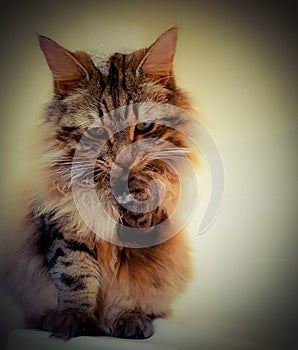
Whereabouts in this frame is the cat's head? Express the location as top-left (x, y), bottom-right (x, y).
top-left (39, 28), bottom-right (196, 246)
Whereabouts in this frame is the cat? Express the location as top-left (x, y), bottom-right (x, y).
top-left (1, 27), bottom-right (196, 340)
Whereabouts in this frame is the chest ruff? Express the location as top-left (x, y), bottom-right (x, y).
top-left (96, 232), bottom-right (192, 328)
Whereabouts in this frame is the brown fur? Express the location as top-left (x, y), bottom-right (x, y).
top-left (1, 28), bottom-right (195, 340)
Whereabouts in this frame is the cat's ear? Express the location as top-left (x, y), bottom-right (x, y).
top-left (39, 35), bottom-right (95, 94)
top-left (137, 27), bottom-right (177, 85)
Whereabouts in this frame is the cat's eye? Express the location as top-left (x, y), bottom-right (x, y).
top-left (86, 127), bottom-right (109, 140)
top-left (135, 122), bottom-right (154, 134)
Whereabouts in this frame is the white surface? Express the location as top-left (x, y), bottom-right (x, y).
top-left (6, 320), bottom-right (270, 350)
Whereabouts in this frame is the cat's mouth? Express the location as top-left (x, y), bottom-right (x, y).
top-left (116, 198), bottom-right (168, 246)
top-left (116, 190), bottom-right (142, 206)
top-left (116, 189), bottom-right (155, 229)
top-left (111, 175), bottom-right (167, 230)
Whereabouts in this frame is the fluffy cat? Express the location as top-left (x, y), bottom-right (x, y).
top-left (1, 28), bottom-right (196, 340)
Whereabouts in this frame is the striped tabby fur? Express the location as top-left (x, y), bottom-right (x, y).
top-left (1, 28), bottom-right (194, 340)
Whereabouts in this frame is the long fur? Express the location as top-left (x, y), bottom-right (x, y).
top-left (0, 28), bottom-right (199, 339)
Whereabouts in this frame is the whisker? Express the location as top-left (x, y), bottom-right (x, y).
top-left (82, 169), bottom-right (107, 179)
top-left (36, 161), bottom-right (92, 169)
top-left (47, 164), bottom-right (93, 170)
top-left (36, 159), bottom-right (90, 163)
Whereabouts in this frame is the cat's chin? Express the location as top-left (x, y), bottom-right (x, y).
top-left (121, 212), bottom-right (154, 229)
top-left (121, 218), bottom-right (155, 231)
top-left (116, 224), bottom-right (160, 247)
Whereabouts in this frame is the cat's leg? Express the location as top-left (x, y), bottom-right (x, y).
top-left (37, 228), bottom-right (104, 339)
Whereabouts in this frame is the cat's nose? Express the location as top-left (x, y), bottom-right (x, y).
top-left (110, 165), bottom-right (131, 198)
top-left (110, 163), bottom-right (130, 187)
top-left (112, 143), bottom-right (134, 166)
top-left (111, 163), bottom-right (124, 178)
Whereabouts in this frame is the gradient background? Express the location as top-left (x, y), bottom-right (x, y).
top-left (0, 1), bottom-right (297, 349)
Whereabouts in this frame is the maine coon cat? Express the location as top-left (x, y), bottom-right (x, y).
top-left (1, 27), bottom-right (196, 340)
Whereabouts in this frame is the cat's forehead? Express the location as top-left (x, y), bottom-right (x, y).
top-left (94, 102), bottom-right (182, 132)
top-left (94, 52), bottom-right (133, 76)
top-left (96, 59), bottom-right (110, 76)
top-left (96, 102), bottom-right (154, 130)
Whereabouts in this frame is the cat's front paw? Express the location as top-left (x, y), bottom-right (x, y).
top-left (38, 309), bottom-right (105, 340)
top-left (113, 311), bottom-right (154, 339)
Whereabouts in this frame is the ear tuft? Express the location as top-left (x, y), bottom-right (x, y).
top-left (137, 27), bottom-right (178, 83)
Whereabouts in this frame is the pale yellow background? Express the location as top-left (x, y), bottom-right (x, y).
top-left (0, 1), bottom-right (297, 349)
